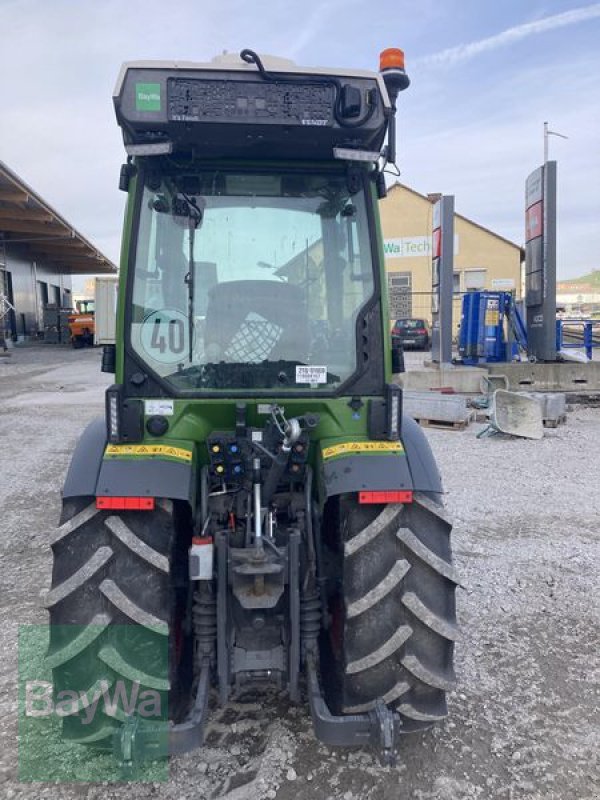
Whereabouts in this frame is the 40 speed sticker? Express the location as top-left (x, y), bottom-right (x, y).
top-left (140, 308), bottom-right (193, 365)
top-left (322, 441), bottom-right (405, 460)
top-left (105, 444), bottom-right (193, 462)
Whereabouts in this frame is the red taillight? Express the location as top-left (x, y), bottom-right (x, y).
top-left (359, 491), bottom-right (413, 504)
top-left (392, 327), bottom-right (400, 336)
top-left (417, 328), bottom-right (426, 334)
top-left (96, 496), bottom-right (155, 510)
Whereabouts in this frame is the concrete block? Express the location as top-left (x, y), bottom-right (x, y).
top-left (520, 392), bottom-right (567, 425)
top-left (403, 391), bottom-right (471, 423)
top-left (487, 362), bottom-right (600, 392)
top-left (396, 365), bottom-right (487, 394)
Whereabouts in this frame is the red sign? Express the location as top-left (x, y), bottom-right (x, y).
top-left (432, 227), bottom-right (441, 259)
top-left (526, 201), bottom-right (543, 241)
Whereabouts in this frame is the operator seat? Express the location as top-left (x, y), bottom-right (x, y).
top-left (204, 280), bottom-right (310, 363)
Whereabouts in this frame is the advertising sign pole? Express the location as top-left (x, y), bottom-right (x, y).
top-left (525, 162), bottom-right (557, 361)
top-left (431, 195), bottom-right (454, 364)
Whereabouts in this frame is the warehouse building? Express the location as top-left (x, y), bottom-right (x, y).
top-left (0, 161), bottom-right (116, 342)
top-left (379, 183), bottom-right (523, 328)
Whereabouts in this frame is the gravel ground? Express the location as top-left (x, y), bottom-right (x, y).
top-left (0, 345), bottom-right (599, 800)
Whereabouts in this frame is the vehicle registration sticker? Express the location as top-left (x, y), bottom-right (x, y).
top-left (145, 399), bottom-right (174, 416)
top-left (296, 365), bottom-right (327, 384)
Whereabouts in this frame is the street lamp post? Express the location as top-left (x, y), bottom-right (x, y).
top-left (544, 121), bottom-right (568, 163)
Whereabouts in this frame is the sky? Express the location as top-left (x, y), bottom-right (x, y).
top-left (1, 0), bottom-right (599, 287)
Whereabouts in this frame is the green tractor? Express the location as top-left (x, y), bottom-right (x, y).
top-left (46, 48), bottom-right (457, 768)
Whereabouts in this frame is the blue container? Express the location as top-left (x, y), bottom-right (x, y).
top-left (459, 292), bottom-right (508, 364)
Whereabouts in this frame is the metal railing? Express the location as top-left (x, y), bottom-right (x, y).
top-left (556, 319), bottom-right (600, 360)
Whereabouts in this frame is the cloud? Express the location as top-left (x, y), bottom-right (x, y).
top-left (416, 3), bottom-right (600, 67)
top-left (287, 0), bottom-right (360, 58)
top-left (396, 51), bottom-right (600, 278)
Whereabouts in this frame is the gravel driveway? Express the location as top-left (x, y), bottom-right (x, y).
top-left (0, 346), bottom-right (598, 800)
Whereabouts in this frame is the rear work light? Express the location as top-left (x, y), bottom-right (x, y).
top-left (359, 491), bottom-right (413, 504)
top-left (96, 497), bottom-right (155, 511)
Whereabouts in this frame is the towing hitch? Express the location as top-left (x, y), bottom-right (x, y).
top-left (115, 658), bottom-right (401, 774)
top-left (306, 658), bottom-right (402, 766)
top-left (114, 662), bottom-right (211, 778)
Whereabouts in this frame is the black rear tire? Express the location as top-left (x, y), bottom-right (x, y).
top-left (45, 497), bottom-right (191, 748)
top-left (320, 492), bottom-right (458, 731)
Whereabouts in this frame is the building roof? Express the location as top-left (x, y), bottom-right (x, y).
top-left (386, 182), bottom-right (522, 252)
top-left (0, 161), bottom-right (117, 274)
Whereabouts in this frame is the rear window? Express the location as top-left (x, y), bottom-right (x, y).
top-left (395, 319), bottom-right (425, 330)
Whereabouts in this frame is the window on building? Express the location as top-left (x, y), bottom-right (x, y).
top-left (464, 268), bottom-right (486, 291)
top-left (37, 281), bottom-right (49, 305)
top-left (387, 271), bottom-right (412, 319)
top-left (453, 271), bottom-right (461, 294)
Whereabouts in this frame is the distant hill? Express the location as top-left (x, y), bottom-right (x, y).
top-left (563, 270), bottom-right (600, 287)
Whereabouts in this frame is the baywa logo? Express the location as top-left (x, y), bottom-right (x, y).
top-left (135, 82), bottom-right (161, 112)
top-left (18, 624), bottom-right (168, 782)
top-left (25, 679), bottom-right (162, 724)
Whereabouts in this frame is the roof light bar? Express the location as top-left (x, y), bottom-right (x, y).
top-left (333, 147), bottom-right (382, 163)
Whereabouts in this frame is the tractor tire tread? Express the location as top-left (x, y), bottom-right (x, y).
top-left (331, 494), bottom-right (457, 731)
top-left (46, 496), bottom-right (176, 746)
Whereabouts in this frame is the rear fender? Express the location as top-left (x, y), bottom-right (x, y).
top-left (62, 417), bottom-right (106, 499)
top-left (399, 415), bottom-right (443, 494)
top-left (318, 416), bottom-right (442, 499)
top-left (62, 417), bottom-right (195, 503)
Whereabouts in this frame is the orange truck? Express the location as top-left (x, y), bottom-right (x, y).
top-left (68, 299), bottom-right (95, 347)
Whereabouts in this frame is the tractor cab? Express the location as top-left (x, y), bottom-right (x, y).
top-left (112, 50), bottom-right (405, 403)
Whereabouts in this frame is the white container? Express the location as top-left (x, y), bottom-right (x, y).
top-left (94, 276), bottom-right (119, 345)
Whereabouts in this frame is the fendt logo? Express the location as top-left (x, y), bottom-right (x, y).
top-left (25, 680), bottom-right (162, 725)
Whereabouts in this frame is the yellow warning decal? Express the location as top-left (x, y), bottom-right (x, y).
top-left (322, 441), bottom-right (404, 460)
top-left (105, 444), bottom-right (193, 462)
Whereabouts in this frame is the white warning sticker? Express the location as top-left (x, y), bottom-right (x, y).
top-left (296, 365), bottom-right (327, 384)
top-left (145, 399), bottom-right (174, 416)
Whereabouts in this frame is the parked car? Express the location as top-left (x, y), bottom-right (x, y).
top-left (391, 318), bottom-right (430, 350)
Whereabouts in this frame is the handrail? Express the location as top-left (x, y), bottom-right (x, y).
top-left (556, 319), bottom-right (599, 360)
